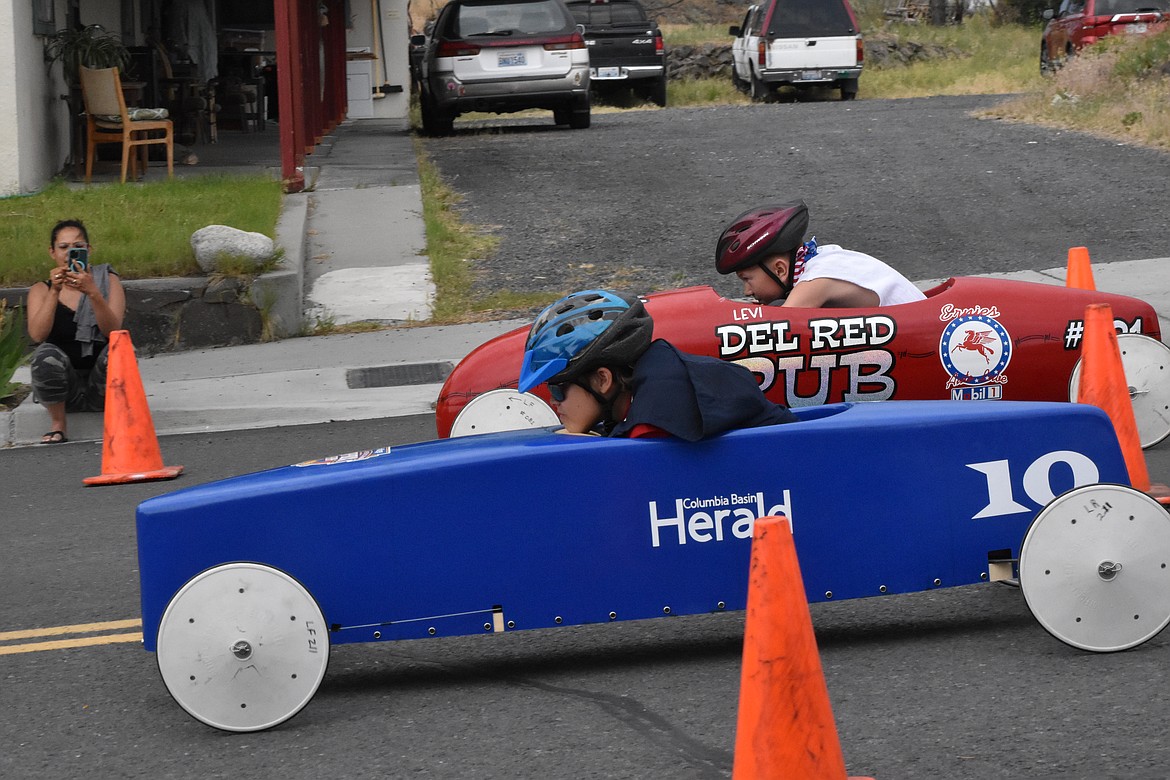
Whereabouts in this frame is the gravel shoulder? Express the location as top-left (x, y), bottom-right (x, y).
top-left (422, 95), bottom-right (1170, 309)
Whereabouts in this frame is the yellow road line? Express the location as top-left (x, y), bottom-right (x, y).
top-left (0, 632), bottom-right (143, 656)
top-left (0, 619), bottom-right (142, 642)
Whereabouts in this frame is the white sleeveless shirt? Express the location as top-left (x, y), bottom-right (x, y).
top-left (795, 243), bottom-right (925, 306)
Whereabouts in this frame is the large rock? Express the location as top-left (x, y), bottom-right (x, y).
top-left (191, 225), bottom-right (275, 274)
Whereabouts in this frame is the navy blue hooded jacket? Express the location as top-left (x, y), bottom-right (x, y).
top-left (609, 340), bottom-right (797, 441)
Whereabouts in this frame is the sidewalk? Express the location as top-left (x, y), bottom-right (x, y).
top-left (5, 257), bottom-right (1167, 448)
top-left (302, 119), bottom-right (434, 325)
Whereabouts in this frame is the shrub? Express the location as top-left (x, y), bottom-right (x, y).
top-left (992, 0), bottom-right (1051, 24)
top-left (0, 300), bottom-right (27, 401)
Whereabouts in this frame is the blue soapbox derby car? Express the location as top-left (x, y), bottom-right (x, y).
top-left (136, 400), bottom-right (1170, 732)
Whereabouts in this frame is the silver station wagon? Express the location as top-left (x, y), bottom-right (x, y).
top-left (414, 0), bottom-right (592, 135)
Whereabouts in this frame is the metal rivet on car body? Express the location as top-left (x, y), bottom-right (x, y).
top-left (608, 612), bottom-right (617, 620)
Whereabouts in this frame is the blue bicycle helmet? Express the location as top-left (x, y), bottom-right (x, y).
top-left (518, 290), bottom-right (653, 393)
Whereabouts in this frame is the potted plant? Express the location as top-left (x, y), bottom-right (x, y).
top-left (44, 24), bottom-right (130, 86)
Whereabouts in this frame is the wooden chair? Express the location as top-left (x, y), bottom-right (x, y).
top-left (154, 42), bottom-right (218, 145)
top-left (79, 66), bottom-right (174, 183)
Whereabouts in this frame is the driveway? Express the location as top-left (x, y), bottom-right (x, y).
top-left (421, 96), bottom-right (1170, 305)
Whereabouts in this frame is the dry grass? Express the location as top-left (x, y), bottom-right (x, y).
top-left (985, 29), bottom-right (1170, 151)
top-left (862, 15), bottom-right (1042, 97)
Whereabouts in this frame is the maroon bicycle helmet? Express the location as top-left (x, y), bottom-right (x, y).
top-left (715, 201), bottom-right (809, 275)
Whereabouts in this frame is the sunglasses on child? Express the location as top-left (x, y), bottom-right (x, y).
top-left (548, 382), bottom-right (571, 403)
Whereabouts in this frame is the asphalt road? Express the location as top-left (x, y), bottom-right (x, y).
top-left (5, 97), bottom-right (1170, 779)
top-left (3, 420), bottom-right (1169, 779)
top-left (423, 95), bottom-right (1170, 307)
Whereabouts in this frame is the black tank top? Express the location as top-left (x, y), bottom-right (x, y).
top-left (40, 281), bottom-right (97, 371)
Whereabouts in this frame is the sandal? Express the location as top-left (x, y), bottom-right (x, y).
top-left (40, 430), bottom-right (68, 444)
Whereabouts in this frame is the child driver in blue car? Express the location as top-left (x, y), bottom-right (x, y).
top-left (517, 289), bottom-right (796, 440)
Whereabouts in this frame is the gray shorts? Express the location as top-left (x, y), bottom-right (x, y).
top-left (29, 342), bottom-right (109, 412)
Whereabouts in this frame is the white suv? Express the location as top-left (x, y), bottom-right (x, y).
top-left (729, 0), bottom-right (863, 102)
top-left (414, 0), bottom-right (591, 135)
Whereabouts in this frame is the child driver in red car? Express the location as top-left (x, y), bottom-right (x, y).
top-left (715, 200), bottom-right (925, 308)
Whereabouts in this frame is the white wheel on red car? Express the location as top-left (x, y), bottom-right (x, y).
top-left (1068, 333), bottom-right (1170, 449)
top-left (156, 562), bottom-right (329, 732)
top-left (450, 389), bottom-right (560, 437)
top-left (1019, 483), bottom-right (1170, 652)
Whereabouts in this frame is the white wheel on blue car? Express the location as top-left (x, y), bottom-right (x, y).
top-left (156, 562), bottom-right (330, 732)
top-left (1019, 484), bottom-right (1170, 652)
top-left (1068, 333), bottom-right (1170, 449)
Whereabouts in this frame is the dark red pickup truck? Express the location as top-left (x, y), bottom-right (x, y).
top-left (566, 0), bottom-right (668, 106)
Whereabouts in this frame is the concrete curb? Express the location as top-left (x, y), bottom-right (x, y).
top-left (254, 191), bottom-right (308, 339)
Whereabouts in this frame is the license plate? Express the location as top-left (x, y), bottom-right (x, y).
top-left (498, 51), bottom-right (527, 67)
top-left (596, 67), bottom-right (621, 79)
top-left (800, 70), bottom-right (823, 81)
top-left (1125, 22), bottom-right (1148, 33)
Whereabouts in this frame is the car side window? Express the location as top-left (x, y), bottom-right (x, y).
top-left (435, 5), bottom-right (455, 36)
top-left (748, 5), bottom-right (765, 34)
top-left (738, 9), bottom-right (753, 34)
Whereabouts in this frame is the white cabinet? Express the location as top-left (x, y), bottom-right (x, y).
top-left (346, 50), bottom-right (375, 119)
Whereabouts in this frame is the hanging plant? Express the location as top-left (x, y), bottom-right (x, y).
top-left (44, 24), bottom-right (130, 86)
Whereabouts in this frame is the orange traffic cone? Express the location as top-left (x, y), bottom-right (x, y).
top-left (84, 330), bottom-right (184, 486)
top-left (1065, 246), bottom-right (1096, 291)
top-left (732, 516), bottom-right (874, 780)
top-left (1076, 304), bottom-right (1150, 493)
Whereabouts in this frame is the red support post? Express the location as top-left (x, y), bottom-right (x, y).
top-left (274, 0), bottom-right (305, 192)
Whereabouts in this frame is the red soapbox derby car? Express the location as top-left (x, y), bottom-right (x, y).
top-left (435, 277), bottom-right (1170, 446)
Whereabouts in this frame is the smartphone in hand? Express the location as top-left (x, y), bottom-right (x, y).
top-left (67, 246), bottom-right (89, 273)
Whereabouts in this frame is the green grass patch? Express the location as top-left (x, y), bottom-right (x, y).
top-left (660, 22), bottom-right (736, 47)
top-left (669, 77), bottom-right (748, 106)
top-left (0, 174), bottom-right (282, 288)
